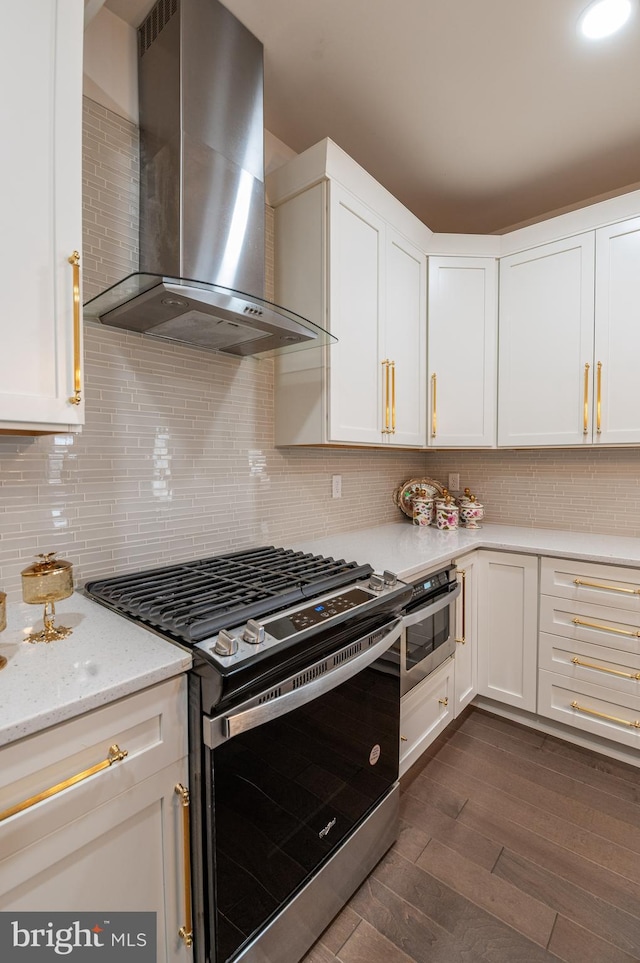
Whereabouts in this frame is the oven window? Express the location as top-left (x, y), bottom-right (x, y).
top-left (405, 606), bottom-right (450, 670)
top-left (209, 659), bottom-right (399, 963)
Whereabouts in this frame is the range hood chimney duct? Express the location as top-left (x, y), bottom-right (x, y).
top-left (84, 0), bottom-right (332, 357)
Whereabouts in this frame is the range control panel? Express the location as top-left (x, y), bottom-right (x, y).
top-left (410, 567), bottom-right (454, 603)
top-left (266, 588), bottom-right (373, 640)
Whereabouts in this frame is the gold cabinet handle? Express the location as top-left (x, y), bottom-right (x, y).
top-left (0, 744), bottom-right (127, 823)
top-left (68, 251), bottom-right (82, 406)
top-left (455, 569), bottom-right (466, 644)
top-left (400, 735), bottom-right (408, 742)
top-left (574, 577), bottom-right (640, 596)
top-left (571, 617), bottom-right (640, 639)
top-left (570, 701), bottom-right (640, 729)
top-left (571, 656), bottom-right (640, 681)
top-left (381, 359), bottom-right (391, 434)
top-left (390, 360), bottom-right (396, 433)
top-left (438, 697), bottom-right (449, 707)
top-left (175, 783), bottom-right (194, 948)
top-left (596, 361), bottom-right (602, 434)
top-left (431, 373), bottom-right (437, 438)
top-left (583, 362), bottom-right (590, 435)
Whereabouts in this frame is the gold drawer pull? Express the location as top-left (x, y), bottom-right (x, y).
top-left (175, 783), bottom-right (194, 948)
top-left (390, 360), bottom-right (396, 434)
top-left (570, 701), bottom-right (640, 729)
top-left (456, 569), bottom-right (466, 644)
top-left (571, 656), bottom-right (640, 681)
top-left (572, 617), bottom-right (640, 639)
top-left (68, 251), bottom-right (82, 406)
top-left (0, 744), bottom-right (128, 823)
top-left (438, 697), bottom-right (448, 707)
top-left (400, 735), bottom-right (408, 742)
top-left (573, 577), bottom-right (640, 596)
top-left (431, 372), bottom-right (437, 438)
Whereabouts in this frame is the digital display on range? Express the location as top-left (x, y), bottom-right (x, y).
top-left (267, 588), bottom-right (372, 640)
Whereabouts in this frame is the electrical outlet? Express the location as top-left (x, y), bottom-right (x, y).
top-left (332, 474), bottom-right (342, 498)
top-left (448, 473), bottom-right (460, 492)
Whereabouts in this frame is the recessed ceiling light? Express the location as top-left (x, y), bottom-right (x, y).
top-left (578, 0), bottom-right (633, 39)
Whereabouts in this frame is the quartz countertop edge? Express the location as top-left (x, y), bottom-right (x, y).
top-left (0, 592), bottom-right (191, 748)
top-left (289, 522), bottom-right (640, 581)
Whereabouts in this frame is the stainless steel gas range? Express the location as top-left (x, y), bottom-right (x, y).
top-left (85, 547), bottom-right (411, 963)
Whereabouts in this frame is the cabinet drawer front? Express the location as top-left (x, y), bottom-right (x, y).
top-left (0, 677), bottom-right (187, 840)
top-left (539, 594), bottom-right (640, 654)
top-left (538, 668), bottom-right (640, 749)
top-left (540, 557), bottom-right (640, 612)
top-left (539, 631), bottom-right (640, 695)
top-left (400, 660), bottom-right (453, 776)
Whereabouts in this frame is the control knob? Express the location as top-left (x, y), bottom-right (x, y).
top-left (368, 573), bottom-right (385, 592)
top-left (213, 629), bottom-right (238, 657)
top-left (243, 618), bottom-right (265, 644)
top-left (383, 570), bottom-right (398, 588)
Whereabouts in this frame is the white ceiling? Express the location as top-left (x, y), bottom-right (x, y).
top-left (101, 0), bottom-right (640, 233)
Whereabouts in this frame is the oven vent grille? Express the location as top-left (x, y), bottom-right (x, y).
top-left (334, 641), bottom-right (363, 665)
top-left (293, 662), bottom-right (328, 688)
top-left (258, 687), bottom-right (282, 704)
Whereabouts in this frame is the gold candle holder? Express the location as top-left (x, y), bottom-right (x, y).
top-left (21, 554), bottom-right (74, 644)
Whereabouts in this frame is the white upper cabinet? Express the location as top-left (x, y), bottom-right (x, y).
top-left (498, 234), bottom-right (595, 447)
top-left (269, 139), bottom-right (429, 448)
top-left (0, 0), bottom-right (84, 433)
top-left (593, 217), bottom-right (640, 445)
top-left (427, 256), bottom-right (497, 447)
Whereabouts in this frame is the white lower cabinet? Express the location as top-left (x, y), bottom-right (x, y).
top-left (538, 556), bottom-right (640, 750)
top-left (0, 677), bottom-right (192, 963)
top-left (476, 551), bottom-right (539, 711)
top-left (453, 554), bottom-right (478, 715)
top-left (399, 658), bottom-right (454, 777)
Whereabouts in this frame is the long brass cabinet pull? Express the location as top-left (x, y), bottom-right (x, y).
top-left (571, 656), bottom-right (640, 681)
top-left (456, 569), bottom-right (466, 644)
top-left (583, 362), bottom-right (590, 435)
top-left (572, 617), bottom-right (640, 639)
top-left (0, 744), bottom-right (128, 823)
top-left (175, 783), bottom-right (194, 948)
top-left (381, 359), bottom-right (391, 434)
top-left (431, 373), bottom-right (437, 438)
top-left (68, 251), bottom-right (82, 406)
top-left (596, 361), bottom-right (602, 434)
top-left (390, 361), bottom-right (396, 433)
top-left (570, 701), bottom-right (640, 729)
top-left (574, 577), bottom-right (640, 596)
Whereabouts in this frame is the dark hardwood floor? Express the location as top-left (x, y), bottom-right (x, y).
top-left (301, 708), bottom-right (640, 963)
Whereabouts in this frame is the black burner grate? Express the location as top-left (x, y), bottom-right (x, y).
top-left (85, 546), bottom-right (373, 643)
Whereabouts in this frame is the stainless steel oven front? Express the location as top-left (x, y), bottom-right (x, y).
top-left (399, 565), bottom-right (461, 696)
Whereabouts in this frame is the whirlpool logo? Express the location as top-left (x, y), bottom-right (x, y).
top-left (0, 913), bottom-right (156, 960)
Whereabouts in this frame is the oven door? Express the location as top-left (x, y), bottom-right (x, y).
top-left (400, 581), bottom-right (460, 696)
top-left (201, 618), bottom-right (402, 963)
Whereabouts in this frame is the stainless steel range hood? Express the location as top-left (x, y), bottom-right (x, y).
top-left (83, 0), bottom-right (334, 357)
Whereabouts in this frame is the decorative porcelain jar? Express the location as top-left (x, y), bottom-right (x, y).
top-left (436, 495), bottom-right (459, 531)
top-left (459, 495), bottom-right (484, 529)
top-left (412, 490), bottom-right (434, 526)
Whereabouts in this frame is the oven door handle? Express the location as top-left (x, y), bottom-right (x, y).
top-left (203, 617), bottom-right (403, 749)
top-left (402, 581), bottom-right (460, 629)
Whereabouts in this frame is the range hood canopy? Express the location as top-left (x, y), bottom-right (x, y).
top-left (83, 0), bottom-right (334, 357)
top-left (83, 273), bottom-right (335, 357)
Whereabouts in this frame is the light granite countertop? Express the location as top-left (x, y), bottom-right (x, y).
top-left (0, 592), bottom-right (191, 747)
top-left (3, 521), bottom-right (640, 749)
top-left (290, 522), bottom-right (640, 581)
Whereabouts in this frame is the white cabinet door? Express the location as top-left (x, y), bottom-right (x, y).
top-left (384, 228), bottom-right (427, 447)
top-left (0, 0), bottom-right (84, 432)
top-left (428, 257), bottom-right (497, 447)
top-left (0, 760), bottom-right (192, 963)
top-left (452, 555), bottom-right (478, 715)
top-left (477, 551), bottom-right (538, 711)
top-left (399, 659), bottom-right (454, 777)
top-left (328, 183), bottom-right (384, 444)
top-left (498, 235), bottom-right (595, 447)
top-left (594, 217), bottom-right (640, 445)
